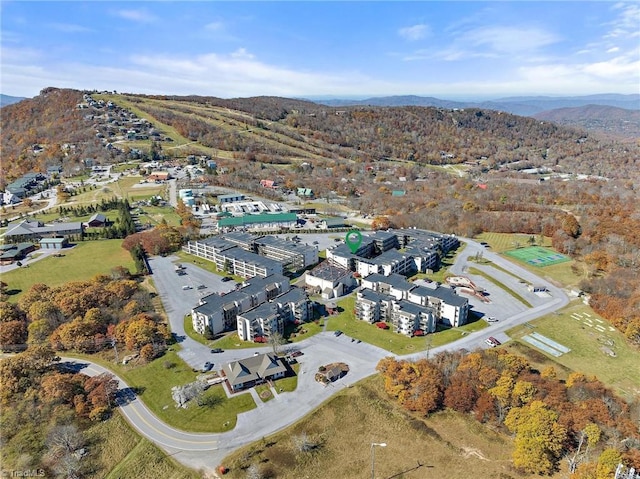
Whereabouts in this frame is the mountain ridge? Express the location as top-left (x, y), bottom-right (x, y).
top-left (314, 93), bottom-right (640, 116)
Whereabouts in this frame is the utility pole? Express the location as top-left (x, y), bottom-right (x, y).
top-left (371, 442), bottom-right (387, 479)
top-left (110, 338), bottom-right (119, 363)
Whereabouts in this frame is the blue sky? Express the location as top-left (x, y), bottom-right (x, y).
top-left (1, 1), bottom-right (638, 99)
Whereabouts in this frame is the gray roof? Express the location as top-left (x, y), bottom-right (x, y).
top-left (366, 231), bottom-right (397, 241)
top-left (243, 273), bottom-right (289, 294)
top-left (4, 219), bottom-right (83, 237)
top-left (224, 231), bottom-right (257, 245)
top-left (239, 301), bottom-right (279, 321)
top-left (199, 236), bottom-right (236, 251)
top-left (193, 293), bottom-right (242, 317)
top-left (254, 235), bottom-right (316, 254)
top-left (274, 287), bottom-right (307, 304)
top-left (88, 213), bottom-right (107, 223)
top-left (366, 273), bottom-right (414, 291)
top-left (370, 249), bottom-right (409, 266)
top-left (395, 300), bottom-right (433, 316)
top-left (359, 288), bottom-right (393, 303)
top-left (223, 353), bottom-right (287, 388)
top-left (412, 284), bottom-right (468, 307)
top-left (223, 246), bottom-right (283, 271)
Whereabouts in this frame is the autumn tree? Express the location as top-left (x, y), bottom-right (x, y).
top-left (0, 320), bottom-right (28, 351)
top-left (505, 400), bottom-right (567, 475)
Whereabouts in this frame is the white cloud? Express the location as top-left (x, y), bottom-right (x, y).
top-left (113, 9), bottom-right (157, 23)
top-left (398, 24), bottom-right (429, 41)
top-left (48, 23), bottom-right (92, 33)
top-left (205, 21), bottom-right (224, 31)
top-left (462, 26), bottom-right (560, 55)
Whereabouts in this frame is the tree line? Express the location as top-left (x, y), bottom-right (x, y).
top-left (376, 350), bottom-right (640, 477)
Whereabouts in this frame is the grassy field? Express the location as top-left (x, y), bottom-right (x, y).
top-left (65, 348), bottom-right (255, 433)
top-left (475, 232), bottom-right (549, 252)
top-left (2, 240), bottom-right (135, 301)
top-left (114, 350), bottom-right (256, 433)
top-left (136, 205), bottom-right (181, 227)
top-left (506, 301), bottom-right (640, 400)
top-left (220, 375), bottom-right (546, 479)
top-left (86, 411), bottom-right (200, 479)
top-left (324, 296), bottom-right (488, 355)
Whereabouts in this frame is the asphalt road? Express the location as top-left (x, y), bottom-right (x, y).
top-left (63, 238), bottom-right (569, 472)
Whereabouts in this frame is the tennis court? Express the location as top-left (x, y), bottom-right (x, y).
top-left (504, 246), bottom-right (570, 267)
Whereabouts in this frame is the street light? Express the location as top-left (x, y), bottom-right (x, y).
top-left (371, 442), bottom-right (387, 479)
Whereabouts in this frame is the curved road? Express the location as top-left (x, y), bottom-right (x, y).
top-left (64, 237), bottom-right (570, 473)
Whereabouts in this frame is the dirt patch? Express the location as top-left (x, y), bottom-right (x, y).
top-left (462, 446), bottom-right (489, 461)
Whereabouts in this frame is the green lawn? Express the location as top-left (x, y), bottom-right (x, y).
top-left (2, 240), bottom-right (135, 301)
top-left (507, 301), bottom-right (640, 400)
top-left (324, 296), bottom-right (487, 355)
top-left (75, 349), bottom-right (256, 433)
top-left (209, 332), bottom-right (264, 350)
top-left (273, 363), bottom-right (300, 393)
top-left (136, 205), bottom-right (181, 227)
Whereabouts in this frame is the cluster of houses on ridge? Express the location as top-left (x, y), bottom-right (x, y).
top-left (188, 229), bottom-right (470, 341)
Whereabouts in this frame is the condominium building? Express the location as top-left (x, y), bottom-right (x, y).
top-left (356, 273), bottom-right (469, 334)
top-left (191, 274), bottom-right (290, 335)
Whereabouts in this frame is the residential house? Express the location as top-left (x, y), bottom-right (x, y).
top-left (86, 213), bottom-right (107, 227)
top-left (223, 353), bottom-right (288, 392)
top-left (3, 219), bottom-right (83, 243)
top-left (0, 243), bottom-right (36, 265)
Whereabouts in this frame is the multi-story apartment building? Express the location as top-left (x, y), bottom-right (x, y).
top-left (183, 237), bottom-right (283, 278)
top-left (184, 233), bottom-right (317, 275)
top-left (191, 274), bottom-right (290, 335)
top-left (390, 300), bottom-right (436, 336)
top-left (356, 273), bottom-right (469, 334)
top-left (236, 287), bottom-right (311, 341)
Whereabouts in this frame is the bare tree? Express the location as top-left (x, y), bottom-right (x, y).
top-left (291, 431), bottom-right (318, 452)
top-left (47, 424), bottom-right (84, 458)
top-left (268, 331), bottom-right (285, 355)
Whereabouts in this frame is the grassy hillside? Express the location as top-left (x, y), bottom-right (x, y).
top-left (221, 375), bottom-right (546, 479)
top-left (86, 412), bottom-right (200, 479)
top-left (2, 239), bottom-right (135, 301)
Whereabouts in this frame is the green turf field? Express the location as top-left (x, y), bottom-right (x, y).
top-left (504, 246), bottom-right (570, 267)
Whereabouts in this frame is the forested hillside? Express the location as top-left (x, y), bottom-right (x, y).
top-left (1, 88), bottom-right (639, 345)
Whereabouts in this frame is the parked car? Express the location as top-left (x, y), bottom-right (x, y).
top-left (210, 348), bottom-right (224, 353)
top-left (291, 351), bottom-right (303, 357)
top-left (486, 316), bottom-right (498, 322)
top-left (334, 330), bottom-right (343, 337)
top-left (202, 362), bottom-right (213, 372)
top-left (182, 285), bottom-right (192, 290)
top-left (221, 276), bottom-right (233, 282)
top-left (197, 284), bottom-right (207, 290)
top-left (485, 337), bottom-right (501, 347)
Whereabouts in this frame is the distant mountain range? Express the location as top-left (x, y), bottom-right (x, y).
top-left (315, 93), bottom-right (640, 117)
top-left (0, 94), bottom-right (26, 107)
